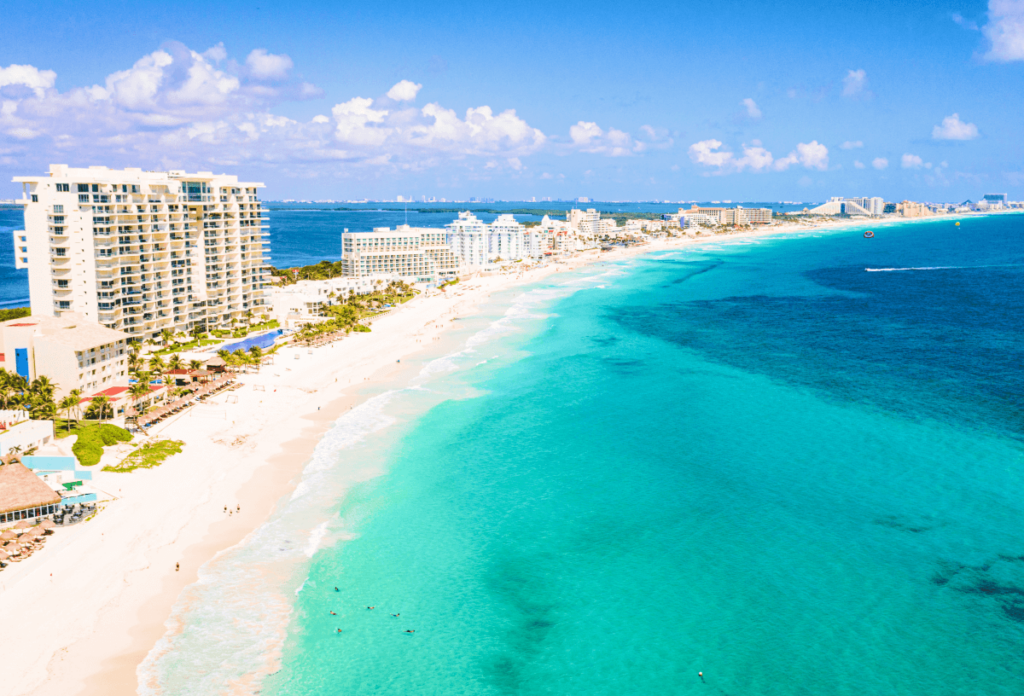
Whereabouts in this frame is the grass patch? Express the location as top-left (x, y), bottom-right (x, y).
top-left (71, 423), bottom-right (133, 466)
top-left (103, 439), bottom-right (183, 472)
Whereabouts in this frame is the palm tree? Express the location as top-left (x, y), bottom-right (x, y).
top-left (167, 354), bottom-right (184, 371)
top-left (160, 328), bottom-right (175, 349)
top-left (188, 359), bottom-right (203, 371)
top-left (89, 395), bottom-right (112, 421)
top-left (58, 394), bottom-right (78, 432)
top-left (68, 389), bottom-right (83, 421)
top-left (217, 349), bottom-right (230, 362)
top-left (148, 354), bottom-right (165, 375)
top-left (128, 352), bottom-right (143, 373)
top-left (129, 380), bottom-right (151, 414)
top-left (248, 346), bottom-right (263, 373)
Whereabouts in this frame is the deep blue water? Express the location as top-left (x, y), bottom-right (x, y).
top-left (145, 213), bottom-right (1024, 695)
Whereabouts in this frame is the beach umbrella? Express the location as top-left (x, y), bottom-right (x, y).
top-left (39, 520), bottom-right (55, 532)
top-left (0, 531), bottom-right (16, 541)
top-left (14, 519), bottom-right (33, 530)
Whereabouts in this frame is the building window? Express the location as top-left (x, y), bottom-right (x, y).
top-left (31, 194), bottom-right (38, 202)
top-left (58, 301), bottom-right (71, 310)
top-left (54, 204), bottom-right (64, 214)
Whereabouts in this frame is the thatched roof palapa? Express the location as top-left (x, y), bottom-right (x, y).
top-left (0, 461), bottom-right (62, 516)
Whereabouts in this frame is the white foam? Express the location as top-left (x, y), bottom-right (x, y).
top-left (304, 521), bottom-right (329, 558)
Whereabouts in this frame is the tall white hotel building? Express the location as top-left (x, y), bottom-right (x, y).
top-left (12, 165), bottom-right (269, 339)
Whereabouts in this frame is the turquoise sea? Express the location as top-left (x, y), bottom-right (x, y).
top-left (140, 214), bottom-right (1024, 695)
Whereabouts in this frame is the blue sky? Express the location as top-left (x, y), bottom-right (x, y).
top-left (0, 0), bottom-right (1021, 201)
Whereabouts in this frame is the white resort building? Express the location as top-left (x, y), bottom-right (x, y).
top-left (269, 277), bottom-right (382, 327)
top-left (12, 164), bottom-right (270, 340)
top-left (340, 225), bottom-right (461, 284)
top-left (444, 212), bottom-right (490, 270)
top-left (0, 313), bottom-right (129, 398)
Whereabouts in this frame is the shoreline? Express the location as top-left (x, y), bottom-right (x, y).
top-left (1, 210), bottom-right (1010, 696)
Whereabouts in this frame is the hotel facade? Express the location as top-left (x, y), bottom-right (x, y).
top-left (340, 225), bottom-right (461, 284)
top-left (12, 165), bottom-right (270, 340)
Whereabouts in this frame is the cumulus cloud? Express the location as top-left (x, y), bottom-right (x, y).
top-left (872, 157), bottom-right (889, 170)
top-left (854, 160), bottom-right (866, 169)
top-left (568, 121), bottom-right (639, 156)
top-left (983, 0), bottom-right (1024, 61)
top-left (842, 69), bottom-right (867, 97)
top-left (741, 98), bottom-right (762, 119)
top-left (386, 80), bottom-right (422, 102)
top-left (0, 42), bottom-right (564, 176)
top-left (932, 113), bottom-right (980, 140)
top-left (901, 153), bottom-right (925, 169)
top-left (840, 140), bottom-right (863, 150)
top-left (688, 138), bottom-right (828, 174)
top-left (0, 64), bottom-right (57, 98)
top-left (245, 49), bottom-right (294, 80)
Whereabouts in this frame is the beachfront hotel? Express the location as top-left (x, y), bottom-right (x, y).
top-left (678, 205), bottom-right (774, 226)
top-left (0, 313), bottom-right (130, 398)
top-left (12, 165), bottom-right (270, 340)
top-left (341, 225), bottom-right (461, 284)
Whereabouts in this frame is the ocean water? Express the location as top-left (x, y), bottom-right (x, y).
top-left (145, 214), bottom-right (1024, 695)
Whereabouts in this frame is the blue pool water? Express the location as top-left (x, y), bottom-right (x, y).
top-left (144, 214), bottom-right (1024, 695)
top-left (221, 329), bottom-right (283, 353)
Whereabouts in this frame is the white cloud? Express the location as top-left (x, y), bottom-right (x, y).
top-left (689, 139), bottom-right (733, 169)
top-left (0, 64), bottom-right (57, 98)
top-left (932, 113), bottom-right (980, 140)
top-left (568, 121), bottom-right (636, 156)
top-left (872, 157), bottom-right (889, 170)
top-left (842, 69), bottom-right (867, 97)
top-left (902, 153), bottom-right (925, 169)
top-left (952, 12), bottom-right (979, 30)
top-left (840, 140), bottom-right (863, 150)
top-left (245, 49), bottom-right (293, 80)
top-left (311, 114), bottom-right (330, 124)
top-left (689, 139), bottom-right (827, 174)
top-left (386, 80), bottom-right (422, 102)
top-left (741, 97), bottom-right (762, 119)
top-left (854, 160), bottom-right (866, 169)
top-left (983, 0), bottom-right (1024, 61)
top-left (795, 141), bottom-right (829, 170)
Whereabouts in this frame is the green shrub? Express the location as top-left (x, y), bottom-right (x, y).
top-left (72, 424), bottom-right (132, 466)
top-left (353, 324), bottom-right (371, 332)
top-left (103, 439), bottom-right (183, 472)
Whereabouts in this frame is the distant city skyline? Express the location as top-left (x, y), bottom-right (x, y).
top-left (1, 0), bottom-right (1022, 201)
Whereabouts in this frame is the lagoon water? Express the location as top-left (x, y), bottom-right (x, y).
top-left (138, 213), bottom-right (1024, 695)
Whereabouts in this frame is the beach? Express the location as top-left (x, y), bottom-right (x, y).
top-left (0, 213), bottom-right (1003, 696)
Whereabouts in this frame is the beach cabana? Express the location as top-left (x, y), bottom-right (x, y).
top-left (204, 356), bottom-right (227, 373)
top-left (0, 530), bottom-right (16, 541)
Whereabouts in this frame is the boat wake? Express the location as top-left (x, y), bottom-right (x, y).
top-left (866, 264), bottom-right (1024, 272)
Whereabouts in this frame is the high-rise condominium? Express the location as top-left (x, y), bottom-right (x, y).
top-left (12, 165), bottom-right (269, 340)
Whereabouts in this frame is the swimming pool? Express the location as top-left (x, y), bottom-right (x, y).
top-left (221, 329), bottom-right (283, 353)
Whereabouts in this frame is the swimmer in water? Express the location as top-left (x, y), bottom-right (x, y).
top-left (330, 611), bottom-right (336, 616)
top-left (698, 672), bottom-right (705, 683)
top-left (334, 587), bottom-right (339, 592)
top-left (405, 630), bottom-right (415, 633)
top-left (391, 613), bottom-right (400, 617)
top-left (367, 606), bottom-right (375, 610)
top-left (337, 628), bottom-right (343, 634)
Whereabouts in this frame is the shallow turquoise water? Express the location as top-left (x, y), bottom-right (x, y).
top-left (148, 216), bottom-right (1024, 695)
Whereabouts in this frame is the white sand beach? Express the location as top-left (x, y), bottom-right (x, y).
top-left (0, 213), bottom-right (990, 695)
